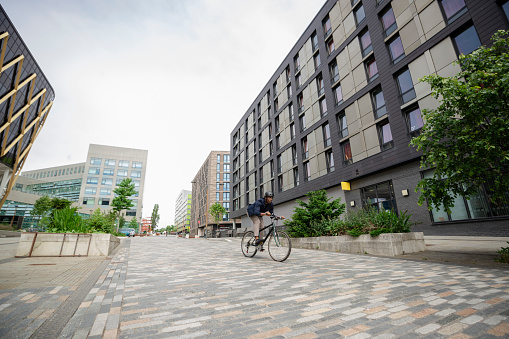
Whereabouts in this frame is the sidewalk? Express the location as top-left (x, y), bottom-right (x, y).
top-left (0, 235), bottom-right (507, 338)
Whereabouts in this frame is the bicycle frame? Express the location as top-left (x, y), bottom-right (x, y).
top-left (258, 216), bottom-right (281, 245)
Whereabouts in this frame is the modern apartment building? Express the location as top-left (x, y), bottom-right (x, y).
top-left (190, 151), bottom-right (232, 237)
top-left (230, 0), bottom-right (509, 236)
top-left (18, 144), bottom-right (148, 224)
top-left (174, 190), bottom-right (191, 233)
top-left (0, 5), bottom-right (55, 209)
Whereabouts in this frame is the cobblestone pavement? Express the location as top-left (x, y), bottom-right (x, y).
top-left (2, 236), bottom-right (509, 338)
top-left (119, 237), bottom-right (509, 338)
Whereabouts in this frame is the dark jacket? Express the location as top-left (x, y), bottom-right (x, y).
top-left (247, 198), bottom-right (274, 217)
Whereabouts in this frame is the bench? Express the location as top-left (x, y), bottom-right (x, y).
top-left (235, 227), bottom-right (248, 237)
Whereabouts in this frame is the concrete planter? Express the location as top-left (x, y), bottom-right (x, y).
top-left (15, 232), bottom-right (120, 257)
top-left (291, 232), bottom-right (425, 256)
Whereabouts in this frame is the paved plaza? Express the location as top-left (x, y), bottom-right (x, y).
top-left (0, 236), bottom-right (508, 338)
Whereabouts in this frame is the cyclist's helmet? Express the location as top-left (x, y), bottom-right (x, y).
top-left (264, 191), bottom-right (274, 198)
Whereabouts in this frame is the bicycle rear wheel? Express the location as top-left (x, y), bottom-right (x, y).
top-left (241, 231), bottom-right (257, 257)
top-left (267, 231), bottom-right (291, 262)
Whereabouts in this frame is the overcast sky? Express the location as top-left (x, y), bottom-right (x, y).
top-left (2, 0), bottom-right (325, 227)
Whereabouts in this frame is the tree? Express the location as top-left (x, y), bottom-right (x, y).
top-left (284, 189), bottom-right (346, 238)
top-left (209, 203), bottom-right (226, 226)
top-left (128, 218), bottom-right (138, 230)
top-left (151, 204), bottom-right (160, 232)
top-left (31, 196), bottom-right (52, 226)
top-left (411, 30), bottom-right (509, 212)
top-left (111, 178), bottom-right (136, 231)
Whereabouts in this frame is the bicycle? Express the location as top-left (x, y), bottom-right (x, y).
top-left (241, 215), bottom-right (291, 262)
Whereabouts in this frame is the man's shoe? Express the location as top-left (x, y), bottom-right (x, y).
top-left (253, 239), bottom-right (262, 246)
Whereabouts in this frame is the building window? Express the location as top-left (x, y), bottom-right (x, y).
top-left (366, 58), bottom-right (378, 81)
top-left (323, 123), bottom-right (331, 147)
top-left (274, 98), bottom-right (279, 111)
top-left (132, 161), bottom-right (143, 168)
top-left (216, 192), bottom-right (220, 201)
top-left (289, 103), bottom-right (294, 122)
top-left (100, 178), bottom-right (112, 186)
top-left (105, 159), bottom-right (116, 167)
top-left (334, 85), bottom-right (343, 106)
top-left (294, 55), bottom-right (300, 73)
top-left (90, 157), bottom-right (101, 165)
top-left (217, 173), bottom-right (221, 181)
top-left (304, 162), bottom-right (311, 182)
top-left (83, 197), bottom-right (95, 206)
top-left (224, 164), bottom-right (230, 172)
top-left (422, 170), bottom-right (509, 222)
top-left (119, 160), bottom-right (129, 167)
top-left (323, 15), bottom-right (332, 37)
top-left (326, 150), bottom-right (335, 173)
top-left (224, 182), bottom-right (230, 190)
top-left (296, 73), bottom-right (302, 88)
top-left (388, 36), bottom-right (405, 64)
top-left (397, 69), bottom-right (416, 104)
top-left (290, 123), bottom-right (295, 140)
top-left (372, 88), bottom-right (387, 119)
top-left (342, 141), bottom-right (353, 165)
top-left (224, 173), bottom-right (230, 181)
top-left (406, 106), bottom-right (424, 136)
top-left (99, 198), bottom-right (110, 206)
top-left (103, 168), bottom-right (114, 176)
top-left (314, 53), bottom-right (321, 69)
top-left (378, 121), bottom-right (394, 151)
top-left (300, 114), bottom-right (306, 132)
top-left (85, 187), bottom-right (96, 195)
top-left (504, 1), bottom-right (509, 20)
top-left (132, 180), bottom-right (140, 188)
top-left (327, 38), bottom-right (335, 55)
top-left (298, 94), bottom-right (304, 113)
top-left (276, 135), bottom-right (280, 149)
top-left (217, 163), bottom-right (221, 171)
top-left (312, 32), bottom-right (319, 51)
top-left (278, 175), bottom-right (284, 193)
top-left (224, 154), bottom-right (230, 163)
top-left (330, 61), bottom-right (339, 84)
top-left (292, 145), bottom-right (297, 165)
top-left (302, 137), bottom-right (309, 159)
top-left (88, 167), bottom-right (100, 175)
top-left (337, 112), bottom-right (348, 139)
top-left (361, 181), bottom-right (397, 213)
top-left (117, 169), bottom-right (128, 177)
top-left (100, 188), bottom-right (111, 195)
top-left (316, 75), bottom-right (325, 96)
top-left (360, 30), bottom-right (372, 57)
top-left (293, 168), bottom-right (299, 187)
top-left (319, 98), bottom-right (328, 117)
top-left (131, 170), bottom-right (142, 178)
top-left (454, 25), bottom-right (481, 55)
top-left (287, 84), bottom-right (292, 98)
top-left (441, 0), bottom-right (467, 22)
top-left (354, 4), bottom-right (366, 25)
top-left (381, 7), bottom-right (397, 37)
top-left (87, 177), bottom-right (98, 185)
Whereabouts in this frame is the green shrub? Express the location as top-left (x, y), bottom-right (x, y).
top-left (86, 208), bottom-right (116, 233)
top-left (285, 190), bottom-right (346, 238)
top-left (496, 242), bottom-right (509, 263)
top-left (50, 207), bottom-right (91, 233)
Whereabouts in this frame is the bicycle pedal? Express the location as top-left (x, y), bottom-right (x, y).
top-left (259, 247), bottom-right (265, 252)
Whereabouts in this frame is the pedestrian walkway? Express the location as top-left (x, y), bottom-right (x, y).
top-left (0, 236), bottom-right (508, 338)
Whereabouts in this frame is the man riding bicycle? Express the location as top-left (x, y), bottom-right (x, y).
top-left (247, 191), bottom-right (285, 246)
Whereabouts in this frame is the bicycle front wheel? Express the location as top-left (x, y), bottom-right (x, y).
top-left (268, 231), bottom-right (291, 262)
top-left (241, 231), bottom-right (257, 257)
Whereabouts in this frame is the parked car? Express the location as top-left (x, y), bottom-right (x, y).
top-left (119, 228), bottom-right (136, 237)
